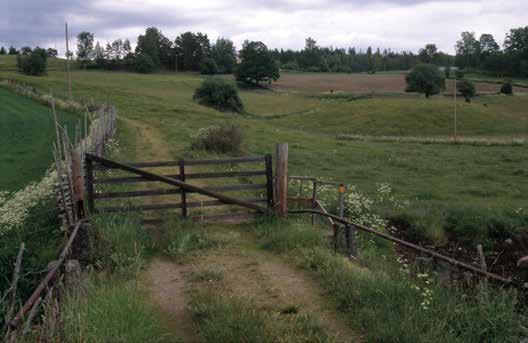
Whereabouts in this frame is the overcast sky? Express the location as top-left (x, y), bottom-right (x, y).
top-left (1, 0), bottom-right (526, 55)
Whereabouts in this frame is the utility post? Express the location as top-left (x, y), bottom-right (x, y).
top-left (65, 22), bottom-right (72, 99)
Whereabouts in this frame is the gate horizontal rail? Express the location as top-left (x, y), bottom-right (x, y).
top-left (95, 170), bottom-right (267, 184)
top-left (86, 153), bottom-right (271, 217)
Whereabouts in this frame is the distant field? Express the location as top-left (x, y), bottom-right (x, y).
top-left (1, 68), bottom-right (527, 244)
top-left (0, 55), bottom-right (69, 72)
top-left (0, 86), bottom-right (80, 191)
top-left (272, 71), bottom-right (527, 94)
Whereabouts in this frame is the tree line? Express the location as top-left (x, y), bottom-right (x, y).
top-left (74, 28), bottom-right (238, 75)
top-left (454, 28), bottom-right (528, 77)
top-left (2, 25), bottom-right (527, 78)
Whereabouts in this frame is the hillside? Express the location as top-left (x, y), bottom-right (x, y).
top-left (0, 86), bottom-right (80, 191)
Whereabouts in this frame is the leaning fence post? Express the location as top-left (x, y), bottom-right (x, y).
top-left (265, 154), bottom-right (274, 211)
top-left (179, 159), bottom-right (187, 218)
top-left (85, 155), bottom-right (94, 214)
top-left (274, 143), bottom-right (288, 218)
top-left (311, 179), bottom-right (318, 225)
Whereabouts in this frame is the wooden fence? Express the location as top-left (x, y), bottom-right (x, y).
top-left (4, 99), bottom-right (117, 341)
top-left (86, 153), bottom-right (274, 223)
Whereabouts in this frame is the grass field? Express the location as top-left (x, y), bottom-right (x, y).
top-left (0, 55), bottom-right (70, 72)
top-left (0, 86), bottom-right (80, 191)
top-left (272, 71), bottom-right (528, 94)
top-left (1, 64), bottom-right (527, 244)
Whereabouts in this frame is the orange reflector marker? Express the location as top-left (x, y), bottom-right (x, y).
top-left (338, 184), bottom-right (345, 193)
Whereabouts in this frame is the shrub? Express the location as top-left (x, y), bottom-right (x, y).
top-left (193, 77), bottom-right (243, 112)
top-left (133, 53), bottom-right (155, 74)
top-left (201, 58), bottom-right (218, 75)
top-left (455, 69), bottom-right (464, 79)
top-left (457, 79), bottom-right (476, 102)
top-left (191, 124), bottom-right (243, 153)
top-left (501, 81), bottom-right (514, 95)
top-left (444, 67), bottom-right (451, 79)
top-left (16, 48), bottom-right (48, 76)
top-left (405, 63), bottom-right (446, 98)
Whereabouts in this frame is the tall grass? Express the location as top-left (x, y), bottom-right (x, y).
top-left (61, 275), bottom-right (175, 343)
top-left (253, 219), bottom-right (526, 342)
top-left (159, 218), bottom-right (221, 258)
top-left (190, 291), bottom-right (331, 343)
top-left (297, 247), bottom-right (525, 342)
top-left (92, 214), bottom-right (150, 274)
top-left (252, 218), bottom-right (326, 253)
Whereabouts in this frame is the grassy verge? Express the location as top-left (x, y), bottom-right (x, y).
top-left (190, 291), bottom-right (331, 343)
top-left (57, 214), bottom-right (176, 342)
top-left (253, 218), bottom-right (527, 342)
top-left (61, 274), bottom-right (175, 343)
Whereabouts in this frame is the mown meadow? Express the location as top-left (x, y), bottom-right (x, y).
top-left (0, 86), bottom-right (80, 191)
top-left (2, 64), bottom-right (527, 247)
top-left (1, 56), bottom-right (527, 341)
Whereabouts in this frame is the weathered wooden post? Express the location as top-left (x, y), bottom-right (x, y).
top-left (179, 160), bottom-right (187, 218)
top-left (85, 155), bottom-right (95, 214)
top-left (274, 143), bottom-right (288, 217)
top-left (311, 179), bottom-right (318, 225)
top-left (71, 146), bottom-right (84, 219)
top-left (265, 154), bottom-right (274, 211)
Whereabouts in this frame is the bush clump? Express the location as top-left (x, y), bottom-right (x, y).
top-left (501, 81), bottom-right (513, 95)
top-left (201, 58), bottom-right (218, 75)
top-left (16, 47), bottom-right (48, 76)
top-left (457, 79), bottom-right (476, 102)
top-left (133, 53), bottom-right (156, 74)
top-left (191, 124), bottom-right (243, 153)
top-left (193, 77), bottom-right (243, 112)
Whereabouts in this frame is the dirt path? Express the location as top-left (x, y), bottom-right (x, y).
top-left (189, 227), bottom-right (360, 343)
top-left (123, 118), bottom-right (359, 342)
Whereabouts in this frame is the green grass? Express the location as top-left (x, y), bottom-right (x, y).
top-left (61, 275), bottom-right (176, 343)
top-left (190, 291), bottom-right (331, 343)
top-left (0, 86), bottom-right (80, 191)
top-left (1, 68), bottom-right (527, 245)
top-left (0, 55), bottom-right (71, 72)
top-left (253, 219), bottom-right (526, 342)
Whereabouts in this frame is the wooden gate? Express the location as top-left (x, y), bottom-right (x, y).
top-left (85, 153), bottom-right (273, 222)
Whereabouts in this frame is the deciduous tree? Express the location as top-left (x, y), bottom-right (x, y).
top-left (77, 31), bottom-right (94, 68)
top-left (235, 41), bottom-right (279, 87)
top-left (405, 63), bottom-right (445, 98)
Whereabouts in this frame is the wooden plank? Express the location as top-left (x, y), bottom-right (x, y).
top-left (180, 160), bottom-right (187, 217)
top-left (85, 157), bottom-right (94, 213)
top-left (94, 198), bottom-right (267, 213)
top-left (95, 184), bottom-right (267, 199)
top-left (94, 188), bottom-right (182, 199)
top-left (265, 154), bottom-right (274, 210)
top-left (95, 156), bottom-right (266, 168)
top-left (94, 170), bottom-right (266, 184)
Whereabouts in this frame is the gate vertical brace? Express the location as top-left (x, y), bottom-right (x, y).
top-left (311, 179), bottom-right (318, 225)
top-left (179, 160), bottom-right (187, 218)
top-left (85, 155), bottom-right (94, 214)
top-left (265, 154), bottom-right (274, 211)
